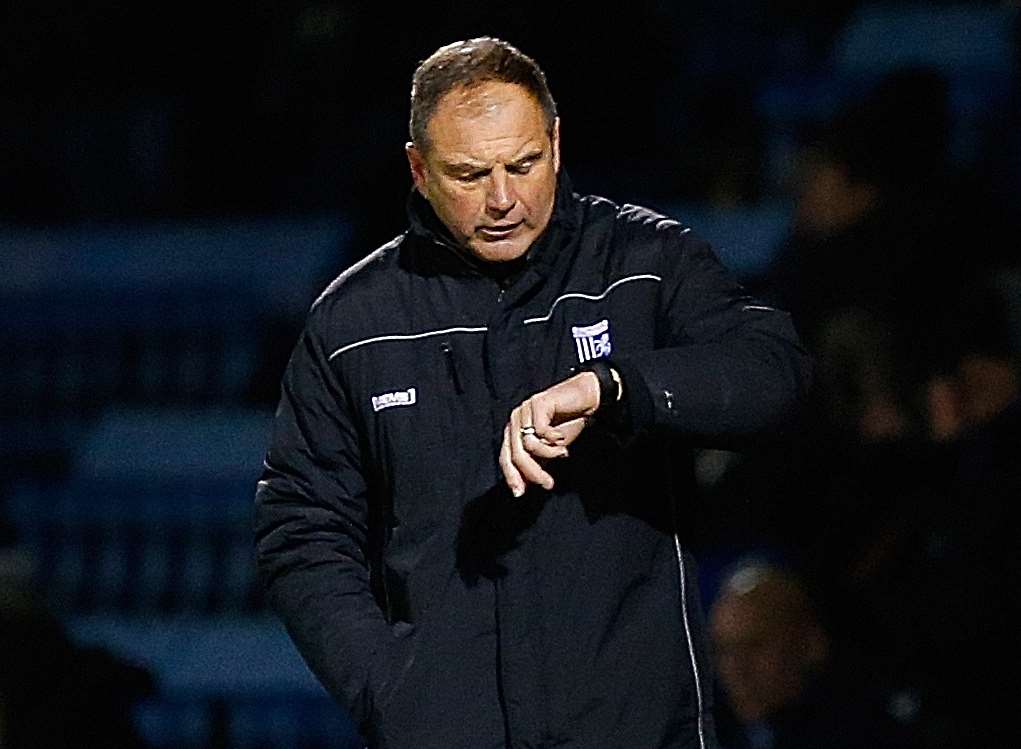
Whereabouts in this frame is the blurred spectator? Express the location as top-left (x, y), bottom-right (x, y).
top-left (754, 66), bottom-right (1009, 444)
top-left (710, 561), bottom-right (908, 749)
top-left (712, 278), bottom-right (1019, 745)
top-left (0, 581), bottom-right (154, 749)
top-left (834, 277), bottom-right (1020, 748)
top-left (924, 278), bottom-right (1020, 443)
top-left (765, 67), bottom-right (955, 338)
top-left (809, 307), bottom-right (914, 444)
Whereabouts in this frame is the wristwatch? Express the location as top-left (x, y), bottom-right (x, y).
top-left (582, 359), bottom-right (623, 413)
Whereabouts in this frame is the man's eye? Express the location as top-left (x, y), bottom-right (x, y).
top-left (458, 173), bottom-right (483, 183)
top-left (509, 162), bottom-right (534, 175)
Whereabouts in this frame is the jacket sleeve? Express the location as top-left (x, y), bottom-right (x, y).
top-left (611, 230), bottom-right (812, 443)
top-left (253, 310), bottom-right (405, 729)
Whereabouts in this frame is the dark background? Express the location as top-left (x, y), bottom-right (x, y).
top-left (2, 2), bottom-right (1019, 748)
top-left (0, 3), bottom-right (866, 225)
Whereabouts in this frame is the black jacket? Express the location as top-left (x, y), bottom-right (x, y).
top-left (254, 175), bottom-right (811, 749)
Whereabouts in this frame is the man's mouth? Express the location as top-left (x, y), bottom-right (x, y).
top-left (478, 221), bottom-right (523, 240)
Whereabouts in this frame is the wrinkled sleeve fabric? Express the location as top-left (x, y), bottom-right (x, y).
top-left (253, 308), bottom-right (401, 730)
top-left (612, 228), bottom-right (812, 443)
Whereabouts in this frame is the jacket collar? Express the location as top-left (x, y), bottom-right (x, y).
top-left (404, 171), bottom-right (579, 280)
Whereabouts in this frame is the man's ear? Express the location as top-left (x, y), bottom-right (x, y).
top-left (551, 118), bottom-right (561, 174)
top-left (406, 142), bottom-right (428, 194)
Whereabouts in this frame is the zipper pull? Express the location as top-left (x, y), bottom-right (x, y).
top-left (440, 341), bottom-right (465, 395)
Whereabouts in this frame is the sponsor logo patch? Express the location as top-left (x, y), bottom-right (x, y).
top-left (371, 387), bottom-right (417, 412)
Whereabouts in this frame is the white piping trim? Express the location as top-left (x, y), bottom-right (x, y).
top-left (328, 326), bottom-right (488, 359)
top-left (742, 304), bottom-right (776, 312)
top-left (674, 534), bottom-right (707, 749)
top-left (522, 274), bottom-right (662, 324)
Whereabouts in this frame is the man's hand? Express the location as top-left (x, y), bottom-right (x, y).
top-left (499, 372), bottom-right (601, 497)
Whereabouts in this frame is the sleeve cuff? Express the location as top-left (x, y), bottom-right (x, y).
top-left (578, 356), bottom-right (655, 436)
top-left (604, 356), bottom-right (655, 434)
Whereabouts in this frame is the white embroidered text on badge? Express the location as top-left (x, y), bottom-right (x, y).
top-left (371, 387), bottom-right (417, 412)
top-left (571, 319), bottom-right (612, 363)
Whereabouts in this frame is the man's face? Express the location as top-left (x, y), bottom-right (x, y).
top-left (710, 594), bottom-right (814, 723)
top-left (406, 81), bottom-right (560, 263)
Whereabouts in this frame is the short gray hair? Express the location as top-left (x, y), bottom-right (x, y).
top-left (409, 37), bottom-right (557, 152)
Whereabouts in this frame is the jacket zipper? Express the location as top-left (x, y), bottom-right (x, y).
top-left (439, 341), bottom-right (465, 395)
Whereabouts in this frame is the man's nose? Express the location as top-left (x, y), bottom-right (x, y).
top-left (486, 170), bottom-right (515, 214)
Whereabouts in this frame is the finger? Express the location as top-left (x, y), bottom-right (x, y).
top-left (514, 447), bottom-right (555, 491)
top-left (510, 406), bottom-right (553, 491)
top-left (528, 392), bottom-right (566, 445)
top-left (509, 404), bottom-right (526, 458)
top-left (509, 405), bottom-right (555, 490)
top-left (525, 437), bottom-right (569, 460)
top-left (553, 416), bottom-right (589, 446)
top-left (509, 402), bottom-right (549, 450)
top-left (499, 425), bottom-right (526, 497)
top-left (518, 399), bottom-right (535, 437)
top-left (515, 410), bottom-right (567, 461)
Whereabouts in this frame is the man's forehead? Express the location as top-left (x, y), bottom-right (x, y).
top-left (424, 81), bottom-right (548, 157)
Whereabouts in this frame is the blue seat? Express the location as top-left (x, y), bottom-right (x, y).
top-left (0, 215), bottom-right (352, 322)
top-left (6, 474), bottom-right (262, 614)
top-left (833, 4), bottom-right (1019, 82)
top-left (68, 615), bottom-right (325, 697)
top-left (64, 616), bottom-right (363, 748)
top-left (754, 4), bottom-right (1019, 194)
top-left (134, 694), bottom-right (363, 749)
top-left (833, 3), bottom-right (1018, 161)
top-left (663, 202), bottom-right (792, 281)
top-left (68, 616), bottom-right (363, 748)
top-left (227, 694), bottom-right (363, 749)
top-left (0, 216), bottom-right (352, 431)
top-left (73, 407), bottom-right (272, 483)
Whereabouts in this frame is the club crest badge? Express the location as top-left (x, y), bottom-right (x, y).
top-left (571, 319), bottom-right (612, 363)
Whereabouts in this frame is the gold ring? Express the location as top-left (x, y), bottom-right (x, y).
top-left (519, 425), bottom-right (537, 438)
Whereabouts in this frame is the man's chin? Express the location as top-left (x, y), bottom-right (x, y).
top-left (467, 237), bottom-right (531, 263)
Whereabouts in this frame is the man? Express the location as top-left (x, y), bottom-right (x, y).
top-left (709, 562), bottom-right (906, 749)
top-left (255, 37), bottom-right (810, 749)
top-left (710, 562), bottom-right (828, 747)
